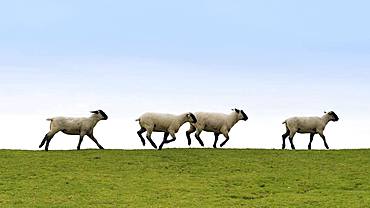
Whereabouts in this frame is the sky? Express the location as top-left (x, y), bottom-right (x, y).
top-left (0, 0), bottom-right (369, 150)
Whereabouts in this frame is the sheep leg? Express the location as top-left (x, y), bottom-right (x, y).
top-left (288, 131), bottom-right (296, 150)
top-left (220, 132), bottom-right (230, 147)
top-left (167, 132), bottom-right (177, 143)
top-left (158, 132), bottom-right (169, 150)
top-left (288, 137), bottom-right (295, 149)
top-left (88, 134), bottom-right (104, 149)
top-left (137, 128), bottom-right (147, 146)
top-left (213, 133), bottom-right (220, 148)
top-left (39, 134), bottom-right (48, 148)
top-left (186, 125), bottom-right (196, 146)
top-left (318, 132), bottom-right (329, 149)
top-left (308, 133), bottom-right (315, 150)
top-left (146, 130), bottom-right (157, 149)
top-left (195, 129), bottom-right (204, 147)
top-left (45, 139), bottom-right (52, 151)
top-left (77, 134), bottom-right (85, 150)
top-left (282, 130), bottom-right (290, 149)
top-left (43, 131), bottom-right (58, 151)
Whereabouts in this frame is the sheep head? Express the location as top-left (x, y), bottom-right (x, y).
top-left (186, 113), bottom-right (197, 123)
top-left (326, 111), bottom-right (339, 122)
top-left (90, 110), bottom-right (108, 120)
top-left (232, 108), bottom-right (248, 121)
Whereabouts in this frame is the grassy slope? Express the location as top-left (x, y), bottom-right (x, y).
top-left (0, 149), bottom-right (369, 207)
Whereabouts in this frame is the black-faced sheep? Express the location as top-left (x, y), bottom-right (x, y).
top-left (39, 110), bottom-right (108, 151)
top-left (186, 109), bottom-right (248, 148)
top-left (282, 111), bottom-right (339, 150)
top-left (136, 112), bottom-right (197, 150)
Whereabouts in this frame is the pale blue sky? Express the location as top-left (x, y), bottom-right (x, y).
top-left (1, 1), bottom-right (370, 60)
top-left (0, 1), bottom-right (369, 150)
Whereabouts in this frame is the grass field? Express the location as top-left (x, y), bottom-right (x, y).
top-left (0, 149), bottom-right (369, 207)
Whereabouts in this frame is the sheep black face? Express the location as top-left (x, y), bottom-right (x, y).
top-left (241, 110), bottom-right (248, 121)
top-left (91, 110), bottom-right (108, 120)
top-left (233, 108), bottom-right (248, 121)
top-left (327, 111), bottom-right (339, 122)
top-left (187, 113), bottom-right (197, 123)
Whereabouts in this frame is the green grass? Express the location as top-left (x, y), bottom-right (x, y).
top-left (0, 149), bottom-right (369, 207)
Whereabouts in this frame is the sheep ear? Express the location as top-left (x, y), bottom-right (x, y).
top-left (90, 111), bottom-right (99, 114)
top-left (235, 109), bottom-right (240, 113)
top-left (324, 111), bottom-right (327, 114)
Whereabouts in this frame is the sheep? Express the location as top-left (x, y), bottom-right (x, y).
top-left (186, 109), bottom-right (248, 148)
top-left (136, 112), bottom-right (197, 150)
top-left (282, 111), bottom-right (339, 150)
top-left (39, 110), bottom-right (108, 151)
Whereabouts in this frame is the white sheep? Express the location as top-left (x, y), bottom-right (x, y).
top-left (282, 111), bottom-right (339, 150)
top-left (136, 112), bottom-right (197, 150)
top-left (39, 110), bottom-right (108, 151)
top-left (186, 109), bottom-right (248, 148)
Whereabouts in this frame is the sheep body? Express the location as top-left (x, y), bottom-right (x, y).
top-left (192, 112), bottom-right (239, 133)
top-left (47, 117), bottom-right (96, 135)
top-left (282, 111), bottom-right (339, 150)
top-left (186, 109), bottom-right (248, 148)
top-left (138, 113), bottom-right (186, 133)
top-left (283, 117), bottom-right (326, 134)
top-left (136, 112), bottom-right (197, 150)
top-left (39, 110), bottom-right (108, 151)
